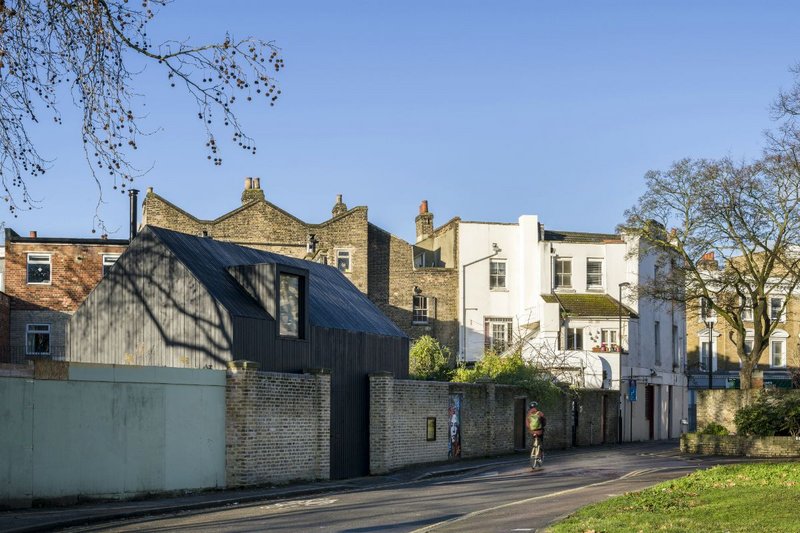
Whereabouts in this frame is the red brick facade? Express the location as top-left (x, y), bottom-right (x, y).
top-left (4, 229), bottom-right (128, 359)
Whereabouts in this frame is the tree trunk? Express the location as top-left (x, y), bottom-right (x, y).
top-left (739, 355), bottom-right (758, 389)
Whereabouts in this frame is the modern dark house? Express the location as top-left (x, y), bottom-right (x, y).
top-left (68, 225), bottom-right (409, 478)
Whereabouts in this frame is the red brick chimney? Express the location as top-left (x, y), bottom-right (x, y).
top-left (415, 200), bottom-right (434, 243)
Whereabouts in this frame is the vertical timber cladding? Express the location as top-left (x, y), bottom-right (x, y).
top-left (314, 327), bottom-right (408, 479)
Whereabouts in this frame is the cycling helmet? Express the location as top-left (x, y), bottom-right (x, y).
top-left (529, 401), bottom-right (539, 409)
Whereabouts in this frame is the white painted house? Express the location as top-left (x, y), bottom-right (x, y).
top-left (458, 216), bottom-right (688, 442)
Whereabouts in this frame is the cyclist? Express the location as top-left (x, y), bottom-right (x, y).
top-left (527, 401), bottom-right (546, 466)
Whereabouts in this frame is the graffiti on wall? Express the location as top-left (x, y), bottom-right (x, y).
top-left (448, 393), bottom-right (462, 458)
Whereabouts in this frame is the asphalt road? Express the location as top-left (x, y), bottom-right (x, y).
top-left (64, 442), bottom-right (748, 533)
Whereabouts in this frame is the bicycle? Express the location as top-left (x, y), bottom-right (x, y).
top-left (530, 434), bottom-right (543, 469)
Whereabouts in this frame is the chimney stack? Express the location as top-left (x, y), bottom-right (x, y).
top-left (415, 200), bottom-right (434, 242)
top-left (331, 194), bottom-right (348, 217)
top-left (29, 231), bottom-right (37, 239)
top-left (241, 176), bottom-right (265, 204)
top-left (129, 189), bottom-right (140, 241)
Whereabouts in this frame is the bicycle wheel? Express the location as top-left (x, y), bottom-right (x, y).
top-left (530, 438), bottom-right (541, 469)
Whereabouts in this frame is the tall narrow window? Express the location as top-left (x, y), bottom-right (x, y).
top-left (336, 250), bottom-right (351, 273)
top-left (700, 298), bottom-right (716, 322)
top-left (484, 317), bottom-right (513, 352)
top-left (27, 254), bottom-right (51, 284)
top-left (770, 297), bottom-right (784, 321)
top-left (586, 259), bottom-right (603, 289)
top-left (672, 325), bottom-right (679, 367)
top-left (554, 258), bottom-right (572, 289)
top-left (699, 340), bottom-right (715, 372)
top-left (26, 324), bottom-right (51, 355)
top-left (741, 297), bottom-right (753, 321)
top-left (654, 321), bottom-right (661, 365)
top-left (102, 254), bottom-right (120, 277)
top-left (489, 259), bottom-right (507, 290)
top-left (279, 273), bottom-right (304, 338)
top-left (413, 295), bottom-right (435, 324)
top-left (566, 327), bottom-right (583, 350)
top-left (771, 339), bottom-right (786, 368)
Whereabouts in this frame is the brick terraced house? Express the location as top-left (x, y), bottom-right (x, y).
top-left (3, 228), bottom-right (128, 361)
top-left (141, 178), bottom-right (461, 356)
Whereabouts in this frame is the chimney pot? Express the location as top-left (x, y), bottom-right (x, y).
top-left (29, 231), bottom-right (37, 239)
top-left (253, 177), bottom-right (261, 189)
top-left (420, 200), bottom-right (429, 214)
top-left (244, 177), bottom-right (253, 190)
top-left (336, 194), bottom-right (343, 204)
top-left (147, 186), bottom-right (153, 194)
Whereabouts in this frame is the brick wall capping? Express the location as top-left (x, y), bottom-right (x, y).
top-left (681, 433), bottom-right (800, 457)
top-left (227, 360), bottom-right (260, 372)
top-left (304, 367), bottom-right (331, 376)
top-left (368, 371), bottom-right (394, 378)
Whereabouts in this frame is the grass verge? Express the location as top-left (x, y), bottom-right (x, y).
top-left (547, 462), bottom-right (800, 532)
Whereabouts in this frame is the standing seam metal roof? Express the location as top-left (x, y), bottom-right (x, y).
top-left (147, 226), bottom-right (407, 338)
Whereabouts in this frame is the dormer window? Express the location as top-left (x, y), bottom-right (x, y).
top-left (279, 273), bottom-right (303, 338)
top-left (277, 266), bottom-right (308, 340)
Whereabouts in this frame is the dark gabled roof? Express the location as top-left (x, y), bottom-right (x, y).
top-left (541, 293), bottom-right (637, 318)
top-left (146, 225), bottom-right (406, 338)
top-left (543, 230), bottom-right (621, 244)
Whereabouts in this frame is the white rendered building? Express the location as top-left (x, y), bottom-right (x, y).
top-left (458, 216), bottom-right (688, 441)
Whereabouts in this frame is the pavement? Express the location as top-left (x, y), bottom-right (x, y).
top-left (0, 452), bottom-right (537, 533)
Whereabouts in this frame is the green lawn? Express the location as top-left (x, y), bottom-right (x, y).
top-left (547, 463), bottom-right (800, 532)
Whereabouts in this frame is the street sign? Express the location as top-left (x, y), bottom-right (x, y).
top-left (628, 379), bottom-right (637, 402)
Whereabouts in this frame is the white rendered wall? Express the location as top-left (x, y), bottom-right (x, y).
top-left (458, 222), bottom-right (523, 362)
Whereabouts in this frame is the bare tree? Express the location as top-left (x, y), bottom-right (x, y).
top-left (621, 153), bottom-right (800, 389)
top-left (0, 0), bottom-right (283, 229)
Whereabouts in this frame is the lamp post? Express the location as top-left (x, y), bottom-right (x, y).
top-left (618, 282), bottom-right (630, 354)
top-left (704, 298), bottom-right (716, 390)
top-left (618, 281), bottom-right (631, 442)
top-left (461, 243), bottom-right (501, 364)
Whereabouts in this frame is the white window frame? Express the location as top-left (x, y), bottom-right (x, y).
top-left (741, 296), bottom-right (753, 322)
top-left (654, 320), bottom-right (661, 365)
top-left (102, 254), bottom-right (121, 277)
top-left (26, 324), bottom-right (51, 356)
top-left (770, 338), bottom-right (787, 368)
top-left (769, 296), bottom-right (786, 322)
top-left (26, 253), bottom-right (52, 285)
top-left (484, 317), bottom-right (513, 353)
top-left (768, 330), bottom-right (789, 368)
top-left (336, 249), bottom-right (351, 273)
top-left (413, 295), bottom-right (434, 324)
top-left (698, 330), bottom-right (718, 372)
top-left (600, 329), bottom-right (618, 351)
top-left (586, 258), bottom-right (603, 290)
top-left (699, 298), bottom-right (716, 323)
top-left (489, 259), bottom-right (507, 290)
top-left (566, 327), bottom-right (583, 350)
top-left (554, 258), bottom-right (572, 289)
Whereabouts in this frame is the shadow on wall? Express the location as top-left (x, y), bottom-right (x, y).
top-left (388, 305), bottom-right (459, 366)
top-left (67, 233), bottom-right (235, 368)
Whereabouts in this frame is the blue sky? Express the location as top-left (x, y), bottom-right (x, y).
top-left (11, 1), bottom-right (800, 243)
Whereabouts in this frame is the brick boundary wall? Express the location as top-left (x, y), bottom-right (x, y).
top-left (369, 374), bottom-right (620, 474)
top-left (681, 434), bottom-right (800, 457)
top-left (226, 362), bottom-right (331, 486)
top-left (696, 389), bottom-right (800, 433)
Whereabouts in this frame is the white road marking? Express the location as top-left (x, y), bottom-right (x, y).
top-left (409, 468), bottom-right (670, 533)
top-left (258, 498), bottom-right (338, 511)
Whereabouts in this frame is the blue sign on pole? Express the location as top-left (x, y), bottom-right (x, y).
top-left (629, 379), bottom-right (637, 402)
